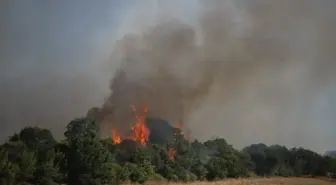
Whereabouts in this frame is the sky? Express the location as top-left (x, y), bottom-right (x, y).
top-left (0, 0), bottom-right (335, 153)
top-left (0, 0), bottom-right (199, 141)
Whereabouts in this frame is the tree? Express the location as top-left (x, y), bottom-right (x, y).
top-left (0, 140), bottom-right (37, 184)
top-left (53, 142), bottom-right (68, 184)
top-left (158, 164), bottom-right (177, 181)
top-left (65, 118), bottom-right (115, 185)
top-left (2, 113), bottom-right (336, 184)
top-left (16, 150), bottom-right (37, 183)
top-left (190, 159), bottom-right (208, 180)
top-left (33, 150), bottom-right (59, 185)
top-left (0, 149), bottom-right (19, 185)
top-left (205, 157), bottom-right (228, 180)
top-left (128, 164), bottom-right (147, 184)
top-left (19, 127), bottom-right (56, 152)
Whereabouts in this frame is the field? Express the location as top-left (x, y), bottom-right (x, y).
top-left (139, 178), bottom-right (336, 185)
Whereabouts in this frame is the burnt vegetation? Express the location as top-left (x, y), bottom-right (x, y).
top-left (0, 113), bottom-right (336, 185)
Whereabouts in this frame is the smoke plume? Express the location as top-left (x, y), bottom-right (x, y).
top-left (1, 0), bottom-right (336, 152)
top-left (94, 0), bottom-right (336, 152)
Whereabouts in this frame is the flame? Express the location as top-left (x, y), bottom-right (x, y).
top-left (131, 104), bottom-right (150, 145)
top-left (176, 120), bottom-right (190, 141)
top-left (168, 148), bottom-right (176, 160)
top-left (112, 128), bottom-right (122, 144)
top-left (177, 120), bottom-right (183, 130)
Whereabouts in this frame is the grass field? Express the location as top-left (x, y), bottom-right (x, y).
top-left (137, 178), bottom-right (336, 185)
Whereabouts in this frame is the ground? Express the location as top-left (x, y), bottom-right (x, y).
top-left (140, 178), bottom-right (336, 185)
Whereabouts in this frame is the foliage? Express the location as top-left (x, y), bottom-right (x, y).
top-left (65, 118), bottom-right (115, 185)
top-left (33, 150), bottom-right (60, 185)
top-left (0, 117), bottom-right (335, 184)
top-left (0, 149), bottom-right (19, 185)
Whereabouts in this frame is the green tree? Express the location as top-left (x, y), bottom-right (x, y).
top-left (129, 164), bottom-right (147, 184)
top-left (18, 127), bottom-right (56, 152)
top-left (0, 149), bottom-right (19, 185)
top-left (16, 150), bottom-right (37, 183)
top-left (204, 138), bottom-right (250, 179)
top-left (0, 140), bottom-right (37, 184)
top-left (53, 142), bottom-right (68, 183)
top-left (65, 118), bottom-right (115, 185)
top-left (205, 157), bottom-right (228, 180)
top-left (158, 164), bottom-right (177, 181)
top-left (33, 150), bottom-right (59, 185)
top-left (190, 160), bottom-right (208, 180)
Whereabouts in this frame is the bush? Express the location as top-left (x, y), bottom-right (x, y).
top-left (170, 174), bottom-right (179, 182)
top-left (150, 173), bottom-right (165, 181)
top-left (189, 172), bottom-right (198, 182)
top-left (129, 165), bottom-right (147, 184)
top-left (191, 164), bottom-right (208, 180)
top-left (177, 169), bottom-right (190, 182)
top-left (271, 165), bottom-right (294, 177)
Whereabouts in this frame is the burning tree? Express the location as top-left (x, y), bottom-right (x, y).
top-left (130, 104), bottom-right (150, 145)
top-left (112, 128), bottom-right (122, 144)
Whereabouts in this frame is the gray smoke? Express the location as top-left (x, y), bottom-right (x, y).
top-left (1, 0), bottom-right (336, 152)
top-left (96, 0), bottom-right (336, 152)
top-left (0, 0), bottom-right (125, 139)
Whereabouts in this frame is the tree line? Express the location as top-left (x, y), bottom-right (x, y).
top-left (0, 117), bottom-right (335, 185)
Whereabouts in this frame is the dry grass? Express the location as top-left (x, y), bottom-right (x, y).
top-left (136, 178), bottom-right (336, 185)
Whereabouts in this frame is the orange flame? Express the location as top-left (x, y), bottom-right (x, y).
top-left (177, 120), bottom-right (183, 130)
top-left (112, 128), bottom-right (122, 144)
top-left (168, 148), bottom-right (176, 160)
top-left (176, 120), bottom-right (190, 140)
top-left (131, 104), bottom-right (150, 145)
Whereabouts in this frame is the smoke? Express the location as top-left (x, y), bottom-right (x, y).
top-left (95, 0), bottom-right (336, 152)
top-left (1, 0), bottom-right (336, 152)
top-left (0, 0), bottom-right (130, 139)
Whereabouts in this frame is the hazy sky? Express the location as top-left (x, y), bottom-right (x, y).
top-left (0, 0), bottom-right (335, 153)
top-left (0, 0), bottom-right (198, 140)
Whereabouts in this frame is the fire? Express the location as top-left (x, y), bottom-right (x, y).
top-left (112, 128), bottom-right (122, 144)
top-left (177, 120), bottom-right (183, 130)
top-left (131, 104), bottom-right (150, 145)
top-left (168, 148), bottom-right (176, 160)
top-left (176, 120), bottom-right (190, 141)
